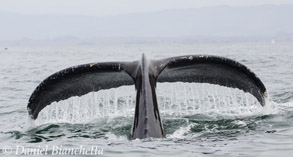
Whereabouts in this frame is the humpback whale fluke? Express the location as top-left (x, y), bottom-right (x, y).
top-left (27, 54), bottom-right (267, 139)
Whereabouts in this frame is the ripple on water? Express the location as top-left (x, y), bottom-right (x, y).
top-left (1, 43), bottom-right (293, 156)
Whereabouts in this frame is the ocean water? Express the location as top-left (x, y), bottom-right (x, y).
top-left (0, 42), bottom-right (293, 156)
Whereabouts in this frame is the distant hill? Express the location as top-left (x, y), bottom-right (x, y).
top-left (0, 5), bottom-right (293, 43)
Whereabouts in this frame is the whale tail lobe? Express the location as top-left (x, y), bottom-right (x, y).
top-left (27, 55), bottom-right (267, 139)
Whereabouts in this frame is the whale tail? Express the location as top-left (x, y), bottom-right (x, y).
top-left (27, 55), bottom-right (267, 139)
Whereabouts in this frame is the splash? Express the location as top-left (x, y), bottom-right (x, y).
top-left (157, 82), bottom-right (273, 117)
top-left (35, 86), bottom-right (136, 125)
top-left (35, 82), bottom-right (274, 125)
top-left (167, 123), bottom-right (195, 138)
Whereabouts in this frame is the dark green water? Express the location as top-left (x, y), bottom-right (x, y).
top-left (0, 42), bottom-right (292, 156)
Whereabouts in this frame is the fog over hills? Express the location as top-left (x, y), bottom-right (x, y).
top-left (1, 5), bottom-right (293, 44)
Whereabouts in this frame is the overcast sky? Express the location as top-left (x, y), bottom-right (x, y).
top-left (0, 0), bottom-right (293, 16)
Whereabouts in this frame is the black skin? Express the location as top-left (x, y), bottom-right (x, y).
top-left (27, 54), bottom-right (267, 140)
top-left (131, 54), bottom-right (164, 139)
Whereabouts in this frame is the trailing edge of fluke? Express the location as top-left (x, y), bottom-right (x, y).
top-left (27, 54), bottom-right (267, 139)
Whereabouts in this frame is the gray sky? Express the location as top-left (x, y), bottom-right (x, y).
top-left (0, 0), bottom-right (293, 16)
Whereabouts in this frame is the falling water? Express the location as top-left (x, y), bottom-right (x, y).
top-left (35, 82), bottom-right (271, 125)
top-left (157, 82), bottom-right (267, 117)
top-left (1, 43), bottom-right (293, 157)
top-left (35, 86), bottom-right (136, 124)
